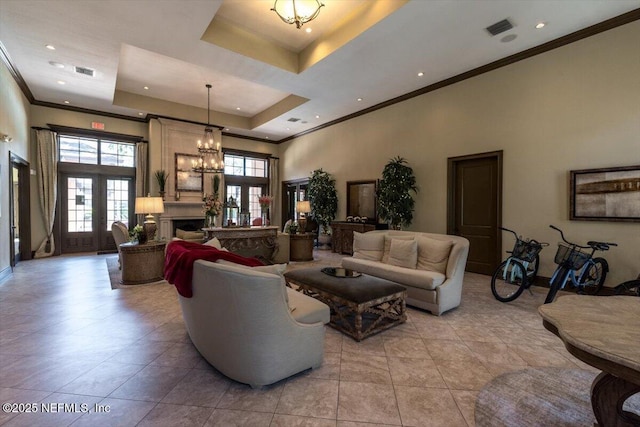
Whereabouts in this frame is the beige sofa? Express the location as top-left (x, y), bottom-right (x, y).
top-left (179, 260), bottom-right (329, 388)
top-left (341, 230), bottom-right (469, 315)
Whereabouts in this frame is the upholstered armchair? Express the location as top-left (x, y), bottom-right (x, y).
top-left (178, 260), bottom-right (328, 388)
top-left (111, 221), bottom-right (129, 269)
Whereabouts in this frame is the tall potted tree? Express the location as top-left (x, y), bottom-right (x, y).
top-left (307, 168), bottom-right (338, 241)
top-left (377, 156), bottom-right (418, 230)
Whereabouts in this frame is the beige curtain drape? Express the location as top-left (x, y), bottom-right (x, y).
top-left (34, 129), bottom-right (58, 258)
top-left (269, 156), bottom-right (280, 227)
top-left (135, 142), bottom-right (148, 226)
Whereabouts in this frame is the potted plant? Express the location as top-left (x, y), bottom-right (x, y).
top-left (377, 156), bottom-right (418, 230)
top-left (307, 168), bottom-right (338, 240)
top-left (154, 170), bottom-right (169, 200)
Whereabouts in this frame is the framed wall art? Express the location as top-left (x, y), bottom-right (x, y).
top-left (570, 165), bottom-right (640, 222)
top-left (175, 153), bottom-right (202, 192)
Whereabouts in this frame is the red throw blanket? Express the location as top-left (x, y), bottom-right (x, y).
top-left (164, 240), bottom-right (264, 298)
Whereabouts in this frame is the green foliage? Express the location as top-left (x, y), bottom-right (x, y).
top-left (377, 156), bottom-right (418, 229)
top-left (212, 174), bottom-right (221, 196)
top-left (307, 169), bottom-right (338, 229)
top-left (154, 170), bottom-right (168, 192)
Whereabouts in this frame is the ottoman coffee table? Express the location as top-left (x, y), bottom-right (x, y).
top-left (284, 267), bottom-right (407, 341)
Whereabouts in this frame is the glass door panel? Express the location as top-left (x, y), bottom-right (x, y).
top-left (106, 178), bottom-right (130, 229)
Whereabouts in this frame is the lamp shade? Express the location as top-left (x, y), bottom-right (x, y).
top-left (135, 197), bottom-right (165, 214)
top-left (296, 200), bottom-right (311, 213)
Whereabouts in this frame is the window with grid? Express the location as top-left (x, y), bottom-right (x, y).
top-left (67, 177), bottom-right (93, 232)
top-left (224, 154), bottom-right (267, 178)
top-left (59, 135), bottom-right (135, 166)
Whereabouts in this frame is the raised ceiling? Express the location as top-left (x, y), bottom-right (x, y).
top-left (1, 0), bottom-right (639, 142)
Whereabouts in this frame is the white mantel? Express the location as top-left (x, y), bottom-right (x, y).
top-left (159, 201), bottom-right (204, 240)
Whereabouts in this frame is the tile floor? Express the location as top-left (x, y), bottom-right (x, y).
top-left (0, 251), bottom-right (596, 426)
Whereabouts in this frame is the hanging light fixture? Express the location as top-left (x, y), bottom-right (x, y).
top-left (192, 84), bottom-right (224, 174)
top-left (271, 0), bottom-right (324, 29)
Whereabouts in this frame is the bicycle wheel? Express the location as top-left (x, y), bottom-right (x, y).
top-left (545, 268), bottom-right (568, 304)
top-left (524, 254), bottom-right (540, 286)
top-left (578, 258), bottom-right (607, 295)
top-left (491, 259), bottom-right (527, 302)
top-left (614, 279), bottom-right (640, 296)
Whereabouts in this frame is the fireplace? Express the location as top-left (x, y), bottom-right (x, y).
top-left (158, 201), bottom-right (205, 240)
top-left (172, 219), bottom-right (205, 235)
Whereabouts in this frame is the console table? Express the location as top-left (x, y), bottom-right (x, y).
top-left (119, 241), bottom-right (167, 285)
top-left (202, 226), bottom-right (278, 261)
top-left (539, 295), bottom-right (640, 427)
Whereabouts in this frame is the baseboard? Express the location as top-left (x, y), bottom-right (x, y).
top-left (0, 265), bottom-right (12, 284)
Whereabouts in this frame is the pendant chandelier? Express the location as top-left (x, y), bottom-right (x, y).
top-left (271, 0), bottom-right (324, 29)
top-left (192, 84), bottom-right (224, 174)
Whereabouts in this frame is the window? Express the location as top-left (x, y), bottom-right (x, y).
top-left (59, 135), bottom-right (135, 166)
top-left (223, 151), bottom-right (270, 221)
top-left (224, 154), bottom-right (267, 178)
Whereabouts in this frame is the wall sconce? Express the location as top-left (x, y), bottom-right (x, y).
top-left (0, 133), bottom-right (13, 143)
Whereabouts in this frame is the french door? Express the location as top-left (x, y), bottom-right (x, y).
top-left (59, 173), bottom-right (133, 253)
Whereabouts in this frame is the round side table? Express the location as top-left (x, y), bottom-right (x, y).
top-left (119, 241), bottom-right (167, 285)
top-left (289, 233), bottom-right (314, 261)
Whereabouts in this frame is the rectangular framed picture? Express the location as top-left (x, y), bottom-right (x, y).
top-left (175, 153), bottom-right (202, 192)
top-left (570, 165), bottom-right (640, 222)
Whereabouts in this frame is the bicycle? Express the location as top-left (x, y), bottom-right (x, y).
top-left (491, 227), bottom-right (548, 302)
top-left (544, 225), bottom-right (617, 304)
top-left (614, 273), bottom-right (640, 297)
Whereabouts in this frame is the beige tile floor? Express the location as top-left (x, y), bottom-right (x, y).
top-left (0, 250), bottom-right (595, 426)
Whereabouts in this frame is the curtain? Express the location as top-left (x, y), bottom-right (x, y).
top-left (34, 129), bottom-right (58, 258)
top-left (135, 142), bottom-right (148, 226)
top-left (218, 172), bottom-right (225, 227)
top-left (269, 157), bottom-right (280, 227)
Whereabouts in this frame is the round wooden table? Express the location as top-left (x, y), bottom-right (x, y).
top-left (539, 295), bottom-right (640, 426)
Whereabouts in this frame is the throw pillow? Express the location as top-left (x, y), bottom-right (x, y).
top-left (388, 239), bottom-right (418, 269)
top-left (203, 237), bottom-right (223, 249)
top-left (382, 234), bottom-right (415, 263)
top-left (352, 231), bottom-right (385, 261)
top-left (417, 236), bottom-right (453, 274)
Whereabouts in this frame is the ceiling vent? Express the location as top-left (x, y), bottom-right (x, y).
top-left (287, 117), bottom-right (301, 122)
top-left (486, 19), bottom-right (513, 36)
top-left (74, 66), bottom-right (95, 77)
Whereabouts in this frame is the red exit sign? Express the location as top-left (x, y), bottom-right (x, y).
top-left (91, 122), bottom-right (105, 130)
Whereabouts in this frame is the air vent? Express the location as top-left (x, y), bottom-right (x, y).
top-left (287, 117), bottom-right (301, 122)
top-left (486, 19), bottom-right (513, 36)
top-left (74, 66), bottom-right (95, 77)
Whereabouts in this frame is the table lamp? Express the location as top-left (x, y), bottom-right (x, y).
top-left (296, 200), bottom-right (311, 233)
top-left (134, 195), bottom-right (165, 242)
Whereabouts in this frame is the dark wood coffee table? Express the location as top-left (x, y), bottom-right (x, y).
top-left (284, 267), bottom-right (407, 341)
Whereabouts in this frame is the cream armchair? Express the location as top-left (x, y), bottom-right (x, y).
top-left (178, 260), bottom-right (328, 388)
top-left (111, 221), bottom-right (129, 269)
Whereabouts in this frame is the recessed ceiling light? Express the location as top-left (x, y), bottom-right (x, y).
top-left (45, 44), bottom-right (55, 50)
top-left (236, 107), bottom-right (241, 110)
top-left (224, 128), bottom-right (230, 131)
top-left (418, 72), bottom-right (424, 77)
top-left (286, 127), bottom-right (290, 131)
top-left (64, 100), bottom-right (70, 104)
top-left (138, 112), bottom-right (144, 116)
top-left (265, 136), bottom-right (269, 139)
top-left (315, 115), bottom-right (320, 119)
top-left (305, 28), bottom-right (312, 33)
top-left (49, 61), bottom-right (64, 68)
top-left (535, 22), bottom-right (546, 29)
top-left (143, 86), bottom-right (149, 90)
top-left (57, 80), bottom-right (66, 85)
top-left (357, 98), bottom-right (363, 102)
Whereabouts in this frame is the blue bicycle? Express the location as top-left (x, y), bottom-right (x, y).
top-left (544, 225), bottom-right (617, 304)
top-left (491, 227), bottom-right (548, 302)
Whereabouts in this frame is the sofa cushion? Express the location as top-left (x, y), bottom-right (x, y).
top-left (176, 228), bottom-right (204, 241)
top-left (342, 257), bottom-right (445, 291)
top-left (215, 260), bottom-right (290, 305)
top-left (382, 235), bottom-right (415, 263)
top-left (203, 236), bottom-right (223, 249)
top-left (388, 239), bottom-right (418, 269)
top-left (417, 236), bottom-right (453, 274)
top-left (287, 288), bottom-right (331, 325)
top-left (352, 231), bottom-right (385, 261)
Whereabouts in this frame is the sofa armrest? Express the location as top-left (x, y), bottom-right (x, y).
top-left (273, 232), bottom-right (290, 264)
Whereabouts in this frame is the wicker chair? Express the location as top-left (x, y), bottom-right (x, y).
top-left (111, 221), bottom-right (130, 269)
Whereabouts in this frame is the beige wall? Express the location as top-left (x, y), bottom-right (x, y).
top-left (279, 21), bottom-right (640, 286)
top-left (0, 61), bottom-right (31, 276)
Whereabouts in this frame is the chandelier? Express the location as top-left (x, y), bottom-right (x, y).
top-left (192, 84), bottom-right (224, 174)
top-left (271, 0), bottom-right (324, 29)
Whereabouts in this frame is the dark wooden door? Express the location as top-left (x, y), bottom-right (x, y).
top-left (448, 151), bottom-right (502, 275)
top-left (9, 152), bottom-right (31, 266)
